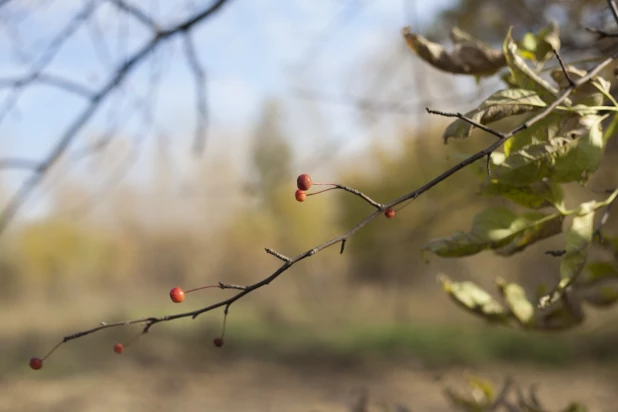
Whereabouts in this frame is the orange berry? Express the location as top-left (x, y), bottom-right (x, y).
top-left (297, 174), bottom-right (312, 191)
top-left (114, 343), bottom-right (124, 354)
top-left (29, 357), bottom-right (43, 370)
top-left (384, 208), bottom-right (395, 219)
top-left (169, 287), bottom-right (185, 303)
top-left (295, 189), bottom-right (306, 202)
top-left (213, 337), bottom-right (224, 348)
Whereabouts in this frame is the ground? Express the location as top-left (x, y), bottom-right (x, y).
top-left (3, 358), bottom-right (617, 412)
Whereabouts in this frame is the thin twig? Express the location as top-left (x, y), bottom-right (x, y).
top-left (552, 49), bottom-right (575, 87)
top-left (265, 248), bottom-right (290, 262)
top-left (0, 74), bottom-right (94, 98)
top-left (425, 108), bottom-right (505, 140)
top-left (585, 27), bottom-right (618, 39)
top-left (182, 31), bottom-right (209, 155)
top-left (108, 0), bottom-right (159, 31)
top-left (330, 184), bottom-right (383, 209)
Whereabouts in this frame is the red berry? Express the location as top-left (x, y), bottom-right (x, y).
top-left (29, 357), bottom-right (43, 370)
top-left (295, 189), bottom-right (306, 202)
top-left (114, 343), bottom-right (124, 354)
top-left (213, 337), bottom-right (224, 348)
top-left (169, 287), bottom-right (185, 303)
top-left (297, 174), bottom-right (312, 191)
top-left (384, 208), bottom-right (395, 219)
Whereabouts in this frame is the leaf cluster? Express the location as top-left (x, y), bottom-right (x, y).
top-left (405, 23), bottom-right (618, 330)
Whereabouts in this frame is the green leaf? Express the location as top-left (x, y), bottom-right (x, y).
top-left (504, 112), bottom-right (562, 157)
top-left (438, 274), bottom-right (510, 323)
top-left (442, 89), bottom-right (546, 142)
top-left (504, 28), bottom-right (559, 103)
top-left (402, 26), bottom-right (506, 76)
top-left (552, 115), bottom-right (605, 184)
top-left (490, 142), bottom-right (567, 186)
top-left (424, 208), bottom-right (563, 257)
top-left (561, 203), bottom-right (596, 282)
top-left (493, 115), bottom-right (605, 186)
top-left (495, 212), bottom-right (563, 256)
top-left (551, 66), bottom-right (611, 107)
top-left (479, 179), bottom-right (564, 210)
top-left (496, 279), bottom-right (535, 326)
top-left (517, 21), bottom-right (560, 64)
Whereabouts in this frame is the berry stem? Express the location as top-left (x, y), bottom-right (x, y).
top-left (121, 331), bottom-right (144, 350)
top-left (307, 187), bottom-right (338, 196)
top-left (220, 310), bottom-right (228, 339)
top-left (41, 341), bottom-right (63, 361)
top-left (185, 285), bottom-right (220, 294)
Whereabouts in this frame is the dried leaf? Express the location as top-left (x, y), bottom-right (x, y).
top-left (402, 26), bottom-right (506, 76)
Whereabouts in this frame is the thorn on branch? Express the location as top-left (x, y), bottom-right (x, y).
top-left (340, 239), bottom-right (346, 254)
top-left (552, 49), bottom-right (575, 87)
top-left (265, 248), bottom-right (290, 262)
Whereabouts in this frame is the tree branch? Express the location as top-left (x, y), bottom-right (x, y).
top-left (182, 31), bottom-right (209, 155)
top-left (0, 0), bottom-right (233, 234)
top-left (0, 73), bottom-right (94, 98)
top-left (36, 47), bottom-right (618, 360)
top-left (107, 0), bottom-right (159, 31)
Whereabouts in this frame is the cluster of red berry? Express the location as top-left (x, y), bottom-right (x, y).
top-left (295, 173), bottom-right (395, 219)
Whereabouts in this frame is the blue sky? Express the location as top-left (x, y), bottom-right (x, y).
top-left (0, 0), bottom-right (465, 221)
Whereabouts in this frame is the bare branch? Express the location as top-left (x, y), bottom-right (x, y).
top-left (0, 158), bottom-right (42, 171)
top-left (0, 1), bottom-right (99, 123)
top-left (0, 0), bottom-right (233, 234)
top-left (182, 31), bottom-right (209, 155)
top-left (0, 73), bottom-right (94, 98)
top-left (108, 0), bottom-right (159, 31)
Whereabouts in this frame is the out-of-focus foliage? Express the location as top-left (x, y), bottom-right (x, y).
top-left (444, 374), bottom-right (587, 412)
